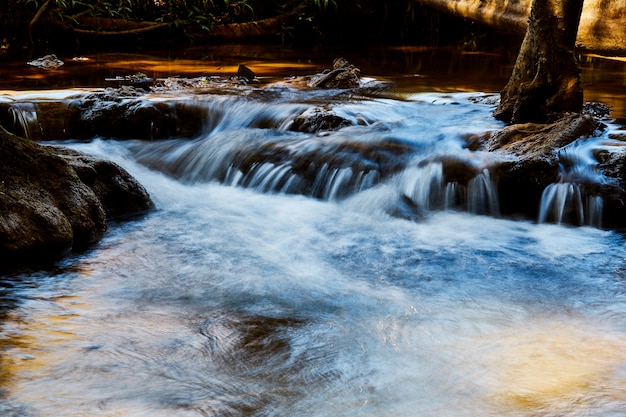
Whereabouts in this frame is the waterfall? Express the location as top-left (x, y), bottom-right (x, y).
top-left (401, 163), bottom-right (446, 210)
top-left (226, 162), bottom-right (380, 200)
top-left (198, 96), bottom-right (309, 135)
top-left (401, 163), bottom-right (500, 216)
top-left (538, 141), bottom-right (604, 227)
top-left (538, 183), bottom-right (603, 227)
top-left (5, 102), bottom-right (39, 139)
top-left (313, 165), bottom-right (379, 201)
top-left (467, 169), bottom-right (500, 216)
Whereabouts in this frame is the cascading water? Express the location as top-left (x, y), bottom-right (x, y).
top-left (538, 140), bottom-right (605, 227)
top-left (539, 182), bottom-right (603, 226)
top-left (129, 92), bottom-right (504, 216)
top-left (467, 169), bottom-right (501, 215)
top-left (400, 163), bottom-right (500, 216)
top-left (3, 84), bottom-right (626, 417)
top-left (2, 101), bottom-right (39, 140)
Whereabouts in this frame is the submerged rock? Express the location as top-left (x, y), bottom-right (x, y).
top-left (0, 127), bottom-right (153, 270)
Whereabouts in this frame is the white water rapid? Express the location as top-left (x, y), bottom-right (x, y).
top-left (2, 87), bottom-right (626, 417)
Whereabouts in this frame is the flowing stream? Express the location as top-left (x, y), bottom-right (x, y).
top-left (2, 52), bottom-right (626, 416)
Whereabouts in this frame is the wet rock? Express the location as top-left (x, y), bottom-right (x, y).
top-left (52, 146), bottom-right (154, 219)
top-left (593, 144), bottom-right (626, 228)
top-left (27, 54), bottom-right (64, 70)
top-left (0, 88), bottom-right (207, 141)
top-left (487, 113), bottom-right (601, 157)
top-left (308, 58), bottom-right (361, 89)
top-left (290, 106), bottom-right (353, 133)
top-left (65, 87), bottom-right (192, 140)
top-left (486, 113), bottom-right (626, 228)
top-left (105, 72), bottom-right (154, 90)
top-left (0, 100), bottom-right (70, 142)
top-left (488, 114), bottom-right (597, 218)
top-left (436, 155), bottom-right (485, 184)
top-left (0, 127), bottom-right (153, 269)
top-left (460, 132), bottom-right (492, 151)
top-left (237, 64), bottom-right (257, 83)
top-left (582, 101), bottom-right (612, 120)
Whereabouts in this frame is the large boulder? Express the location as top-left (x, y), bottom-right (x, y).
top-left (0, 127), bottom-right (153, 270)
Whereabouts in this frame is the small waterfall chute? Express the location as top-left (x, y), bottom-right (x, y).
top-left (237, 162), bottom-right (380, 200)
top-left (400, 163), bottom-right (500, 216)
top-left (401, 163), bottom-right (446, 210)
top-left (467, 169), bottom-right (500, 216)
top-left (312, 165), bottom-right (379, 201)
top-left (196, 95), bottom-right (311, 135)
top-left (538, 182), bottom-right (603, 227)
top-left (538, 140), bottom-right (605, 227)
top-left (4, 102), bottom-right (39, 140)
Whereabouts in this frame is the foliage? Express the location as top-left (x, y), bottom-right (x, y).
top-left (0, 0), bottom-right (488, 52)
top-left (311, 0), bottom-right (338, 12)
top-left (17, 0), bottom-right (259, 31)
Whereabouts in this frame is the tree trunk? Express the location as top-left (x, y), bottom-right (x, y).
top-left (493, 0), bottom-right (585, 124)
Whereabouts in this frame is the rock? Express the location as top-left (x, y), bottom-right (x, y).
top-left (0, 100), bottom-right (71, 142)
top-left (308, 58), bottom-right (361, 89)
top-left (105, 72), bottom-right (154, 90)
top-left (488, 115), bottom-right (596, 218)
top-left (583, 101), bottom-right (612, 119)
top-left (237, 64), bottom-right (257, 82)
top-left (65, 88), bottom-right (187, 140)
top-left (51, 146), bottom-right (154, 219)
top-left (27, 54), bottom-right (64, 70)
top-left (486, 114), bottom-right (626, 228)
top-left (290, 106), bottom-right (353, 133)
top-left (0, 88), bottom-right (207, 142)
top-left (487, 113), bottom-right (602, 157)
top-left (0, 127), bottom-right (153, 270)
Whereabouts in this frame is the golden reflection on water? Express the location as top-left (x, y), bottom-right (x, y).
top-left (476, 319), bottom-right (626, 414)
top-left (0, 293), bottom-right (88, 401)
top-left (585, 55), bottom-right (626, 63)
top-left (99, 59), bottom-right (318, 77)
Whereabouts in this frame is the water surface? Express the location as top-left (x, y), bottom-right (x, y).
top-left (1, 46), bottom-right (626, 417)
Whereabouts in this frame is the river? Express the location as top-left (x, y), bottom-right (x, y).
top-left (1, 45), bottom-right (626, 416)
